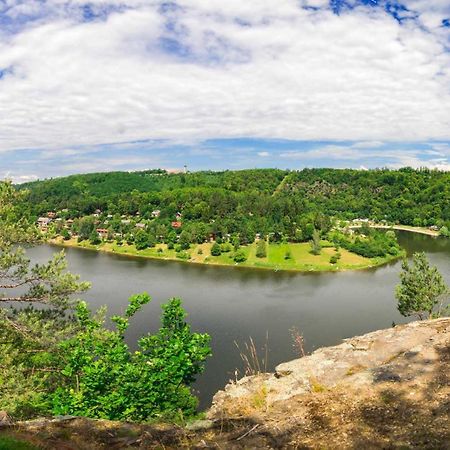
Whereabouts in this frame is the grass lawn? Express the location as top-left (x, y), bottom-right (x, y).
top-left (51, 237), bottom-right (400, 273)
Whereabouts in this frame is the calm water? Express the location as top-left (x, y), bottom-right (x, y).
top-left (27, 232), bottom-right (450, 409)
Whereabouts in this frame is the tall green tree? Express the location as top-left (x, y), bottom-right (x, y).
top-left (0, 181), bottom-right (89, 417)
top-left (310, 229), bottom-right (321, 255)
top-left (395, 252), bottom-right (448, 320)
top-left (256, 239), bottom-right (267, 258)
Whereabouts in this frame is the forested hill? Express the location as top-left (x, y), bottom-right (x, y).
top-left (20, 168), bottom-right (450, 230)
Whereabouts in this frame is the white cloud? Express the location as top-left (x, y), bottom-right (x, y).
top-left (257, 151), bottom-right (269, 157)
top-left (0, 0), bottom-right (449, 157)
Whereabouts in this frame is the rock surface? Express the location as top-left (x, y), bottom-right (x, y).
top-left (209, 317), bottom-right (450, 419)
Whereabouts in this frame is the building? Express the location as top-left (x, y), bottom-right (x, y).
top-left (37, 217), bottom-right (51, 231)
top-left (171, 221), bottom-right (182, 229)
top-left (151, 210), bottom-right (161, 218)
top-left (96, 228), bottom-right (109, 239)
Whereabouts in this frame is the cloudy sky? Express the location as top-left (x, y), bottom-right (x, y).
top-left (1, 0), bottom-right (449, 181)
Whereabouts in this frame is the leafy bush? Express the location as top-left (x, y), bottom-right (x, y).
top-left (210, 242), bottom-right (221, 256)
top-left (309, 229), bottom-right (321, 255)
top-left (220, 243), bottom-right (233, 253)
top-left (233, 249), bottom-right (247, 263)
top-left (176, 251), bottom-right (190, 260)
top-left (52, 294), bottom-right (211, 421)
top-left (256, 240), bottom-right (267, 258)
top-left (329, 255), bottom-right (338, 264)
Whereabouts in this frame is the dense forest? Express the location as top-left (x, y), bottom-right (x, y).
top-left (21, 168), bottom-right (450, 241)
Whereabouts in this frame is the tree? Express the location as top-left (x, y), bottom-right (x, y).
top-left (210, 242), bottom-right (221, 256)
top-left (178, 230), bottom-right (192, 250)
top-left (0, 182), bottom-right (89, 417)
top-left (89, 230), bottom-right (101, 245)
top-left (395, 252), bottom-right (448, 320)
top-left (310, 229), bottom-right (321, 255)
top-left (77, 217), bottom-right (95, 241)
top-left (256, 239), bottom-right (267, 258)
top-left (135, 230), bottom-right (149, 250)
top-left (233, 249), bottom-right (247, 263)
top-left (53, 294), bottom-right (211, 421)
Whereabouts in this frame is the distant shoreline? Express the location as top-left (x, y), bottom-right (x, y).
top-left (349, 224), bottom-right (440, 237)
top-left (49, 237), bottom-right (404, 274)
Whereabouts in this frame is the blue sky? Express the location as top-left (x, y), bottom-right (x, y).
top-left (0, 1), bottom-right (450, 181)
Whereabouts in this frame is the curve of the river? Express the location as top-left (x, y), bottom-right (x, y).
top-left (27, 231), bottom-right (450, 409)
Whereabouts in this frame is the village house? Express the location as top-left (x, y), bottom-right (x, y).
top-left (37, 217), bottom-right (51, 231)
top-left (171, 221), bottom-right (182, 229)
top-left (47, 211), bottom-right (56, 219)
top-left (96, 228), bottom-right (109, 239)
top-left (151, 210), bottom-right (161, 218)
top-left (135, 223), bottom-right (146, 229)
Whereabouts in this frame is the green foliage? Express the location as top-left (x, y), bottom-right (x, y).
top-left (309, 229), bottom-right (321, 255)
top-left (176, 251), bottom-right (190, 260)
top-left (178, 230), bottom-right (192, 250)
top-left (440, 226), bottom-right (450, 237)
top-left (89, 230), bottom-right (101, 245)
top-left (220, 242), bottom-right (233, 253)
top-left (233, 249), bottom-right (247, 263)
top-left (210, 242), bottom-right (221, 256)
top-left (255, 239), bottom-right (267, 258)
top-left (395, 252), bottom-right (449, 320)
top-left (329, 255), bottom-right (338, 264)
top-left (20, 168), bottom-right (450, 244)
top-left (52, 294), bottom-right (211, 421)
top-left (135, 229), bottom-right (150, 250)
top-left (284, 249), bottom-right (292, 260)
top-left (330, 229), bottom-right (401, 258)
top-left (0, 436), bottom-right (39, 450)
top-left (0, 182), bottom-right (89, 419)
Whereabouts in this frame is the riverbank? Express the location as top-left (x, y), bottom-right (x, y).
top-left (350, 224), bottom-right (440, 237)
top-left (49, 237), bottom-right (402, 273)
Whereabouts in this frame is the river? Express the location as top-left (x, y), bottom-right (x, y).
top-left (26, 232), bottom-right (450, 409)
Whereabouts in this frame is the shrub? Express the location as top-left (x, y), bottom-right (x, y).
top-left (256, 240), bottom-right (267, 258)
top-left (329, 255), bottom-right (338, 264)
top-left (52, 294), bottom-right (211, 422)
top-left (197, 248), bottom-right (203, 255)
top-left (89, 231), bottom-right (101, 245)
top-left (233, 249), bottom-right (247, 263)
top-left (309, 229), bottom-right (321, 255)
top-left (176, 251), bottom-right (190, 260)
top-left (221, 243), bottom-right (233, 253)
top-left (284, 249), bottom-right (292, 260)
top-left (210, 242), bottom-right (221, 256)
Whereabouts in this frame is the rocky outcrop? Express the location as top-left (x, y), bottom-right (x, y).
top-left (205, 318), bottom-right (449, 448)
top-left (209, 318), bottom-right (450, 418)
